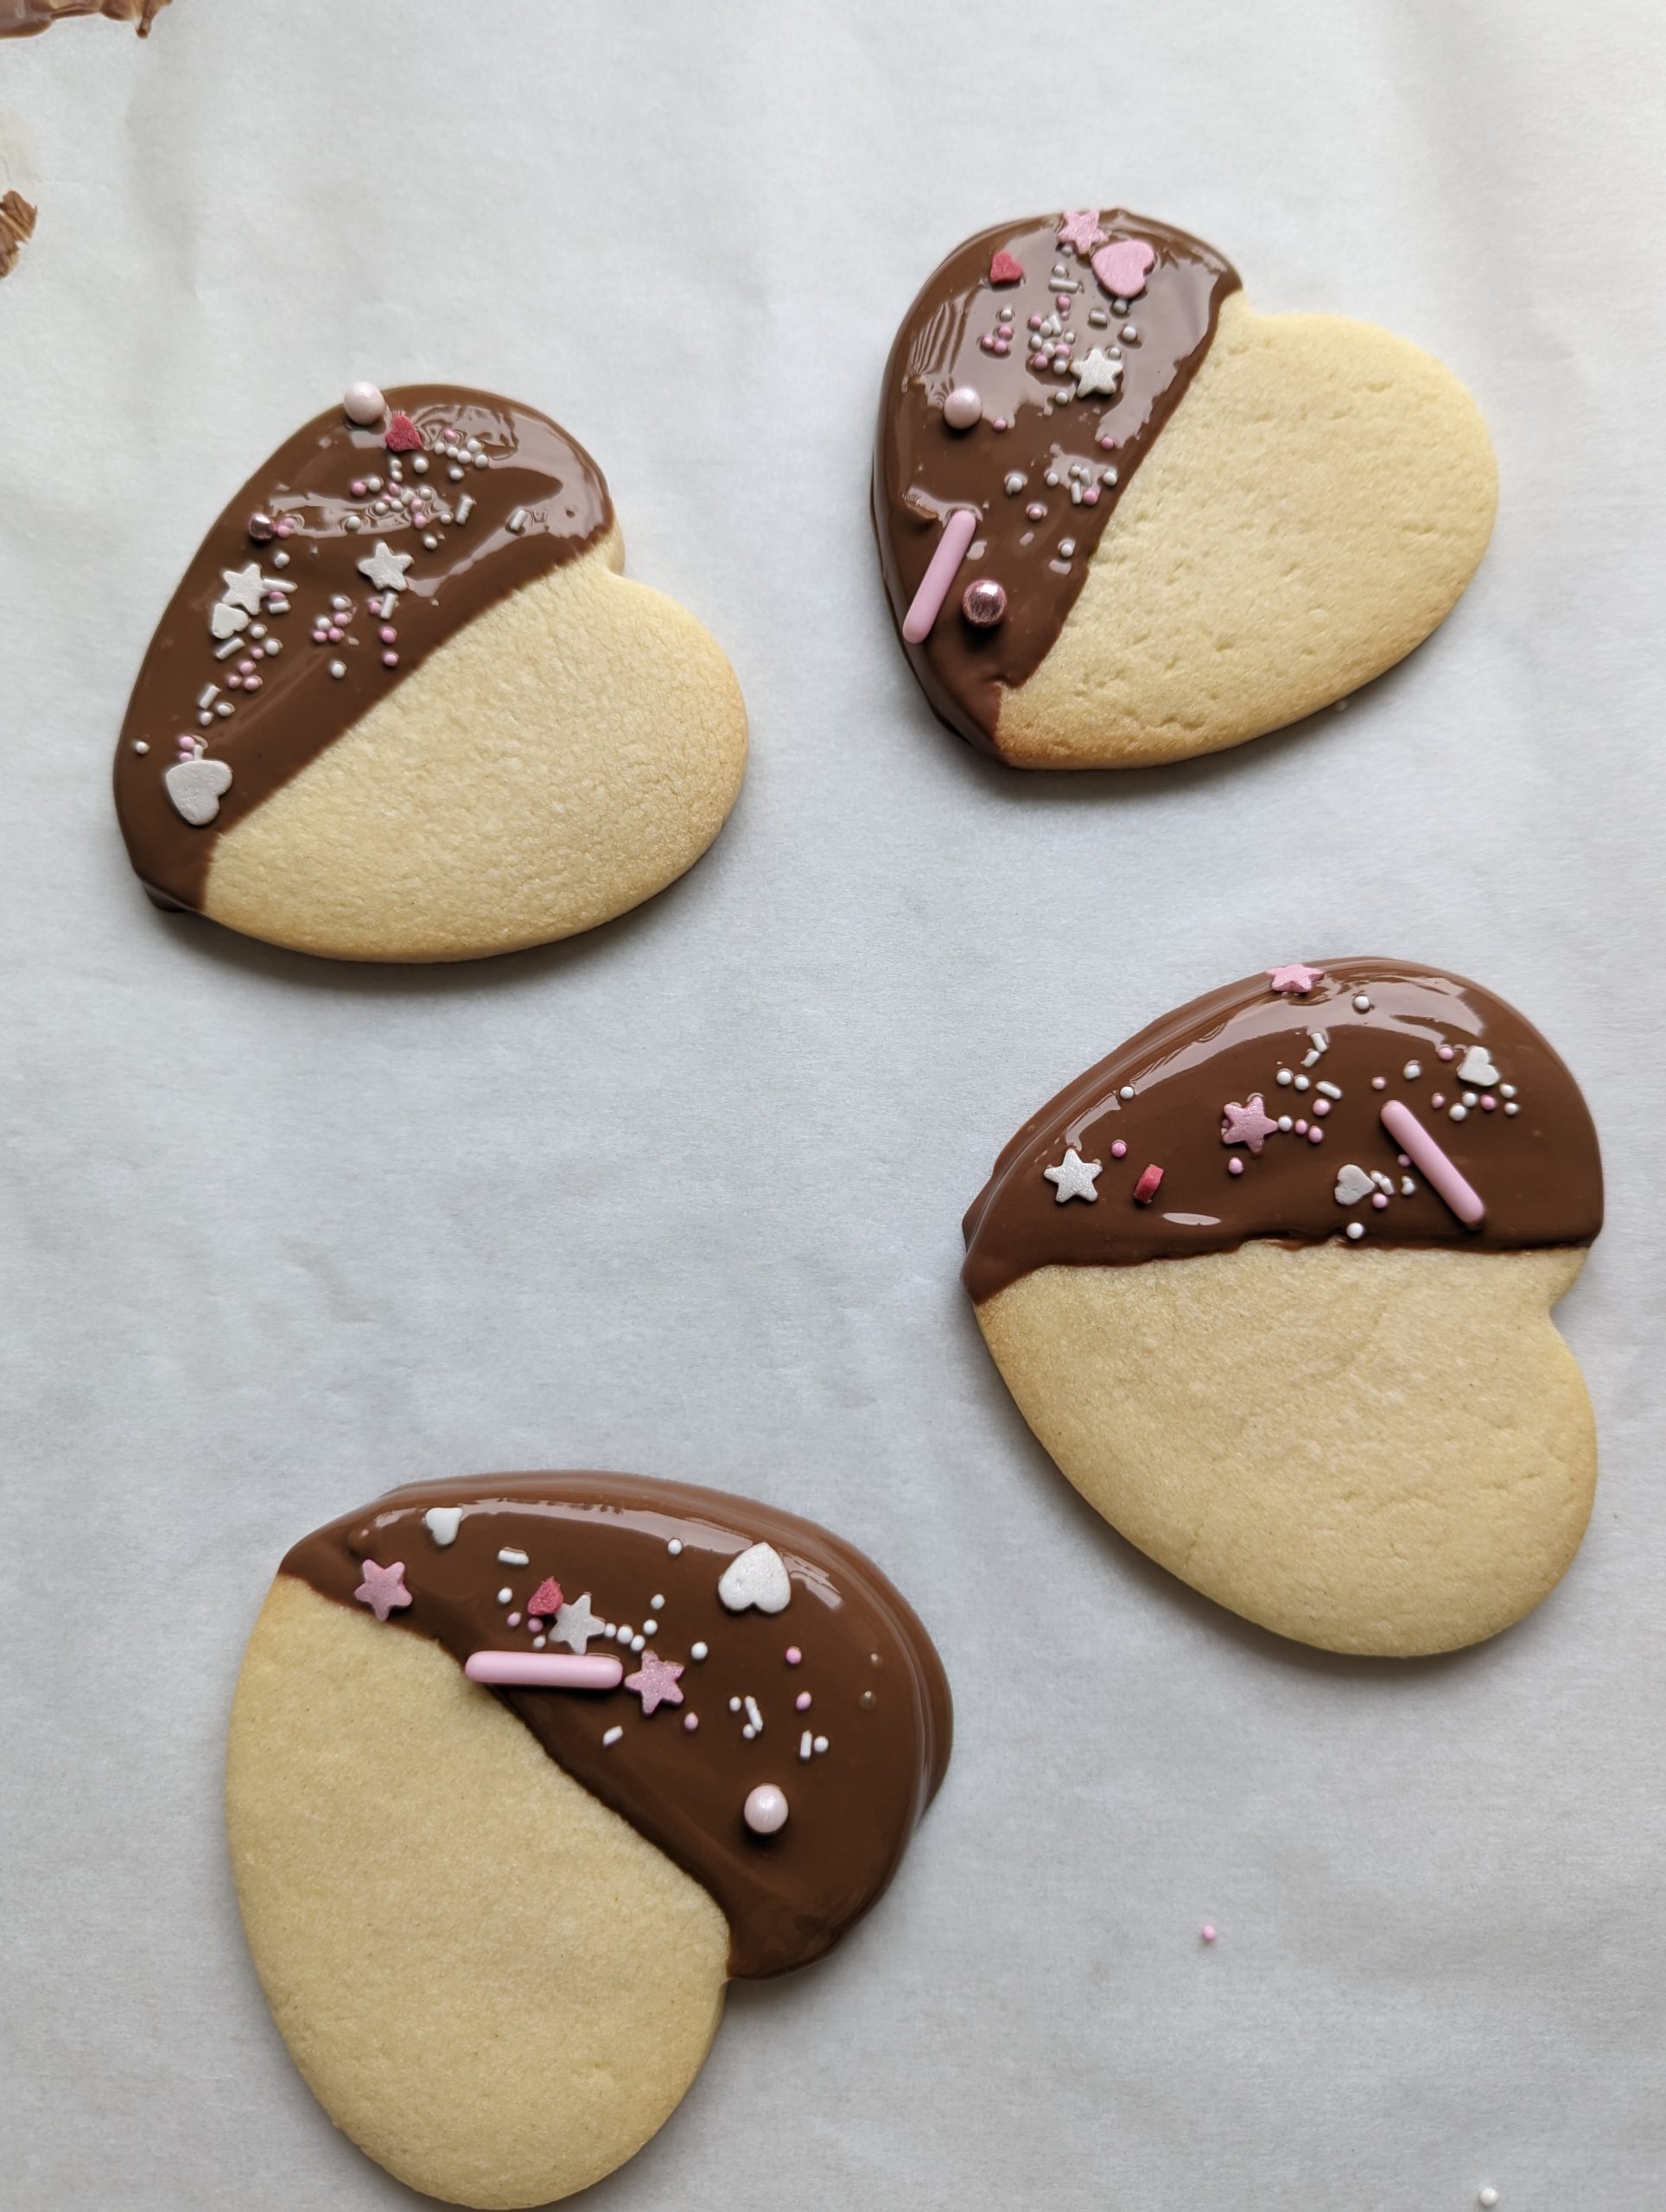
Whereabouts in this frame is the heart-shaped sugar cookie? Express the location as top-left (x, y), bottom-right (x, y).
top-left (875, 210), bottom-right (1497, 767)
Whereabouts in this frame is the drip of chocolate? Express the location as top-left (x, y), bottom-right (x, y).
top-left (963, 961), bottom-right (1603, 1303)
top-left (283, 1473), bottom-right (952, 1980)
top-left (873, 210), bottom-right (1239, 755)
top-left (0, 191), bottom-right (35, 280)
top-left (0, 0), bottom-right (168, 32)
top-left (113, 385), bottom-right (613, 912)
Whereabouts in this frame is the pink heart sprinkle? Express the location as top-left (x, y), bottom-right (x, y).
top-left (1090, 238), bottom-right (1155, 300)
top-left (529, 1577), bottom-right (563, 1618)
top-left (989, 250), bottom-right (1024, 287)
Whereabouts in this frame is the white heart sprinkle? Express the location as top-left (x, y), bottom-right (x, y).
top-left (1457, 1045), bottom-right (1499, 1088)
top-left (162, 756), bottom-right (232, 825)
top-left (209, 600), bottom-right (251, 640)
top-left (423, 1506), bottom-right (462, 1548)
top-left (1333, 1164), bottom-right (1376, 1207)
top-left (717, 1541), bottom-right (792, 1616)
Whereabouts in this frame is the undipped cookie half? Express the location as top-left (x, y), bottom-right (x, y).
top-left (962, 963), bottom-right (1602, 1656)
top-left (874, 212), bottom-right (1497, 766)
top-left (116, 386), bottom-right (747, 960)
top-left (227, 1473), bottom-right (951, 2208)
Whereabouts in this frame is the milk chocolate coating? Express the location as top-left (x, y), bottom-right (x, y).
top-left (963, 961), bottom-right (1602, 1303)
top-left (874, 211), bottom-right (1239, 755)
top-left (0, 0), bottom-right (166, 33)
top-left (114, 386), bottom-right (612, 912)
top-left (283, 1473), bottom-right (951, 1980)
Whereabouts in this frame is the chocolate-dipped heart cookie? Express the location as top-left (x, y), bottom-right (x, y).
top-left (227, 1473), bottom-right (951, 2208)
top-left (874, 212), bottom-right (1497, 766)
top-left (116, 385), bottom-right (747, 961)
top-left (963, 963), bottom-right (1601, 1655)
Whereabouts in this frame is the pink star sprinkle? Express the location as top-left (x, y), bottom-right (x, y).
top-left (1056, 209), bottom-right (1108, 257)
top-left (1221, 1095), bottom-right (1280, 1154)
top-left (529, 1576), bottom-right (563, 1618)
top-left (624, 1650), bottom-right (684, 1716)
top-left (353, 1560), bottom-right (412, 1622)
top-left (1269, 963), bottom-right (1326, 995)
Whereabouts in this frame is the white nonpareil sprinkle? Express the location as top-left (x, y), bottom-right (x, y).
top-left (1500, 1084), bottom-right (1517, 1099)
top-left (132, 741), bottom-right (149, 755)
top-left (1346, 1223), bottom-right (1365, 1241)
top-left (728, 1696), bottom-right (741, 1713)
top-left (630, 1634), bottom-right (645, 1653)
top-left (1401, 1176), bottom-right (1416, 1196)
top-left (602, 1726), bottom-right (623, 1747)
top-left (328, 661), bottom-right (347, 679)
top-left (813, 1735), bottom-right (829, 1754)
top-left (1277, 1116), bottom-right (1294, 1133)
top-left (498, 1548), bottom-right (529, 1567)
top-left (651, 1595), bottom-right (665, 1611)
top-left (1504, 1102), bottom-right (1519, 1116)
top-left (1449, 1103), bottom-right (1468, 1122)
top-left (1353, 994), bottom-right (1372, 1012)
top-left (690, 1641), bottom-right (708, 1661)
top-left (667, 1537), bottom-right (683, 1556)
top-left (1293, 1074), bottom-right (1310, 1092)
top-left (215, 701), bottom-right (233, 718)
top-left (1403, 1060), bottom-right (1422, 1079)
top-left (1119, 1085), bottom-right (1135, 1100)
top-left (496, 1586), bottom-right (512, 1605)
top-left (1276, 1069), bottom-right (1294, 1087)
top-left (642, 1618), bottom-right (658, 1635)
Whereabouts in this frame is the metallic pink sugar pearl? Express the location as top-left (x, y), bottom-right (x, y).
top-left (961, 576), bottom-right (1008, 627)
top-left (785, 1647), bottom-right (802, 1666)
top-left (1307, 1126), bottom-right (1324, 1144)
top-left (1110, 1140), bottom-right (1127, 1159)
top-left (1228, 1158), bottom-right (1244, 1176)
top-left (379, 625), bottom-right (397, 644)
top-left (382, 651), bottom-right (399, 668)
top-left (1372, 1193), bottom-right (1389, 1209)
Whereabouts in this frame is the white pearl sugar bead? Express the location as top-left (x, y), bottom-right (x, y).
top-left (343, 381), bottom-right (386, 425)
top-left (743, 1783), bottom-right (790, 1835)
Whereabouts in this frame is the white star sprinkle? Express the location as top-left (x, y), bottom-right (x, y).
top-left (1044, 1147), bottom-right (1103, 1204)
top-left (219, 563), bottom-right (267, 614)
top-left (357, 539), bottom-right (414, 594)
top-left (550, 1592), bottom-right (604, 1653)
top-left (1071, 347), bottom-right (1124, 400)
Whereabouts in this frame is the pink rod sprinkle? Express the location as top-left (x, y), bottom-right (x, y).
top-left (901, 507), bottom-right (978, 643)
top-left (1379, 1101), bottom-right (1485, 1227)
top-left (463, 1652), bottom-right (624, 1689)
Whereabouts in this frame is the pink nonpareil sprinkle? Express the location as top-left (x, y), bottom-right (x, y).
top-left (1227, 1158), bottom-right (1244, 1176)
top-left (383, 651), bottom-right (400, 668)
top-left (1132, 1164), bottom-right (1163, 1205)
top-left (796, 1691), bottom-right (811, 1711)
top-left (379, 625), bottom-right (397, 645)
top-left (785, 1646), bottom-right (802, 1665)
top-left (1438, 1044), bottom-right (1456, 1061)
top-left (1307, 1126), bottom-right (1325, 1144)
top-left (1200, 1923), bottom-right (1218, 1943)
top-left (684, 1713), bottom-right (699, 1732)
top-left (1110, 1139), bottom-right (1127, 1160)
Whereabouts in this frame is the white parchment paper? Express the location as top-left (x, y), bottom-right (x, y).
top-left (2, 4), bottom-right (1663, 2206)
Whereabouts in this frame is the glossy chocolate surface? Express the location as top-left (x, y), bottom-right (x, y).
top-left (284, 1473), bottom-right (951, 1980)
top-left (963, 961), bottom-right (1603, 1302)
top-left (874, 210), bottom-right (1238, 754)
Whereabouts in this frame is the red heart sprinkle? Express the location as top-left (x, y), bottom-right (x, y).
top-left (384, 412), bottom-right (422, 453)
top-left (529, 1577), bottom-right (563, 1618)
top-left (989, 250), bottom-right (1025, 287)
